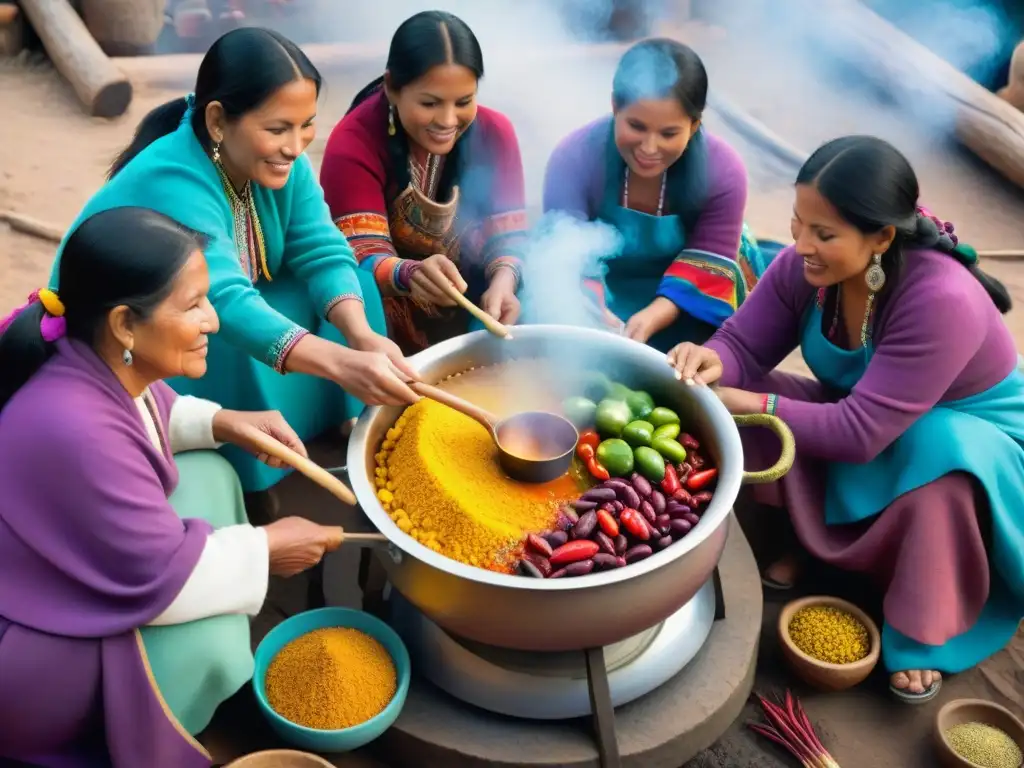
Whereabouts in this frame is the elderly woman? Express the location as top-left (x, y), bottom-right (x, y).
top-left (669, 136), bottom-right (1023, 703)
top-left (320, 10), bottom-right (527, 355)
top-left (1, 208), bottom-right (345, 767)
top-left (541, 38), bottom-right (774, 349)
top-left (49, 26), bottom-right (419, 521)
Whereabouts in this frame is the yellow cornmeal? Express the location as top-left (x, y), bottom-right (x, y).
top-left (375, 399), bottom-right (570, 572)
top-left (788, 605), bottom-right (871, 664)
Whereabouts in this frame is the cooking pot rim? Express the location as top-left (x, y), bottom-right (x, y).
top-left (347, 325), bottom-right (743, 590)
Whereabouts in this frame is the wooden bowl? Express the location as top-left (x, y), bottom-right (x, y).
top-left (225, 750), bottom-right (335, 768)
top-left (934, 699), bottom-right (1024, 768)
top-left (777, 595), bottom-right (881, 692)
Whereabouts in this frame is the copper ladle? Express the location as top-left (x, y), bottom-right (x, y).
top-left (410, 382), bottom-right (578, 483)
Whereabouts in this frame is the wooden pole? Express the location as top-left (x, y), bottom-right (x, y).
top-left (789, 0), bottom-right (1024, 190)
top-left (18, 0), bottom-right (132, 118)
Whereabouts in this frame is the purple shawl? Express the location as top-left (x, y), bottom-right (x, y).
top-left (0, 340), bottom-right (212, 767)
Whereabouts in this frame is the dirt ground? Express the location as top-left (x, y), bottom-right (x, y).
top-left (1, 10), bottom-right (1023, 768)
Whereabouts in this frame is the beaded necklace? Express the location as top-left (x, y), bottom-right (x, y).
top-left (819, 286), bottom-right (874, 347)
top-left (217, 164), bottom-right (271, 283)
top-left (622, 167), bottom-right (667, 216)
top-left (409, 152), bottom-right (442, 199)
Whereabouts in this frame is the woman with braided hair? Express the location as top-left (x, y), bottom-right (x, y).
top-left (668, 135), bottom-right (1022, 704)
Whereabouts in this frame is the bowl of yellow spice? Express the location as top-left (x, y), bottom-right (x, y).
top-left (778, 596), bottom-right (880, 692)
top-left (935, 699), bottom-right (1024, 768)
top-left (252, 607), bottom-right (411, 753)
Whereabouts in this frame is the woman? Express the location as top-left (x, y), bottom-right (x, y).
top-left (1, 208), bottom-right (344, 767)
top-left (320, 10), bottom-right (527, 355)
top-left (48, 27), bottom-right (417, 509)
top-left (668, 136), bottom-right (1023, 703)
top-left (542, 38), bottom-right (773, 350)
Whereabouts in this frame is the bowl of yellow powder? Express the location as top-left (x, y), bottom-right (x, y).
top-left (778, 596), bottom-right (881, 692)
top-left (252, 607), bottom-right (411, 753)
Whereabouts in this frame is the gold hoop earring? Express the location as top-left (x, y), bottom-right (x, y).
top-left (387, 105), bottom-right (396, 137)
top-left (212, 142), bottom-right (221, 164)
top-left (865, 253), bottom-right (886, 293)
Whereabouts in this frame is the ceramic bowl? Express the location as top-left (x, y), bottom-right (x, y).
top-left (777, 595), bottom-right (881, 692)
top-left (252, 607), bottom-right (411, 753)
top-left (934, 698), bottom-right (1024, 768)
top-left (225, 750), bottom-right (335, 768)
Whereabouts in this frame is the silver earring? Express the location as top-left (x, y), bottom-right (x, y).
top-left (122, 348), bottom-right (133, 367)
top-left (864, 253), bottom-right (886, 293)
top-left (212, 142), bottom-right (221, 164)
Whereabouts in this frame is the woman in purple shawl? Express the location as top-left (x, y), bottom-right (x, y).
top-left (0, 208), bottom-right (346, 767)
top-left (668, 136), bottom-right (1023, 704)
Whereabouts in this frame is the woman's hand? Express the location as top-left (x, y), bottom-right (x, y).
top-left (331, 346), bottom-right (420, 406)
top-left (625, 298), bottom-right (679, 344)
top-left (348, 329), bottom-right (421, 382)
top-left (714, 386), bottom-right (765, 415)
top-left (263, 516), bottom-right (344, 577)
top-left (212, 409), bottom-right (307, 468)
top-left (480, 267), bottom-right (521, 324)
top-left (409, 254), bottom-right (466, 307)
top-left (666, 342), bottom-right (723, 385)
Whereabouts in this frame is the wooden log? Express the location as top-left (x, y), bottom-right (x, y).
top-left (0, 209), bottom-right (64, 244)
top-left (788, 0), bottom-right (1024, 190)
top-left (18, 0), bottom-right (132, 118)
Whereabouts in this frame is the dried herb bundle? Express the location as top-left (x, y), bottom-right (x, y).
top-left (747, 690), bottom-right (841, 768)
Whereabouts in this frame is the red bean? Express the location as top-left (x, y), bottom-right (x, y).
top-left (592, 553), bottom-right (622, 570)
top-left (693, 491), bottom-right (714, 505)
top-left (611, 500), bottom-right (625, 513)
top-left (680, 433), bottom-right (700, 450)
top-left (615, 556), bottom-right (627, 567)
top-left (555, 513), bottom-right (572, 531)
top-left (598, 501), bottom-right (615, 514)
top-left (526, 533), bottom-right (553, 558)
top-left (619, 485), bottom-right (641, 509)
top-left (573, 510), bottom-right (598, 539)
top-left (561, 506), bottom-right (580, 524)
top-left (523, 552), bottom-right (552, 577)
top-left (649, 489), bottom-right (666, 516)
top-left (640, 499), bottom-right (656, 523)
top-left (666, 502), bottom-right (691, 519)
top-left (614, 534), bottom-right (628, 555)
top-left (518, 559), bottom-right (544, 578)
top-left (563, 559), bottom-right (595, 576)
top-left (581, 487), bottom-right (617, 503)
top-left (603, 478), bottom-right (631, 492)
top-left (654, 535), bottom-right (674, 550)
top-left (572, 499), bottom-right (598, 511)
top-left (543, 530), bottom-right (568, 548)
top-left (549, 567), bottom-right (567, 578)
top-left (624, 544), bottom-right (653, 563)
top-left (669, 518), bottom-right (692, 537)
top-left (630, 472), bottom-right (652, 497)
top-left (655, 514), bottom-right (672, 534)
top-left (594, 531), bottom-right (616, 556)
top-left (676, 462), bottom-right (692, 481)
top-left (673, 489), bottom-right (695, 506)
top-left (683, 512), bottom-right (700, 527)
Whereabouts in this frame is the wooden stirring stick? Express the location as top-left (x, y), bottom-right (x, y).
top-left (439, 280), bottom-right (514, 340)
top-left (234, 424), bottom-right (389, 544)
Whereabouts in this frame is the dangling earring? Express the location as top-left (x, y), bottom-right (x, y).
top-left (864, 253), bottom-right (886, 293)
top-left (212, 141), bottom-right (222, 164)
top-left (387, 105), bottom-right (396, 137)
top-left (122, 348), bottom-right (133, 367)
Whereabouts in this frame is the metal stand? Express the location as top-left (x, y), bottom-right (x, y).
top-left (584, 646), bottom-right (622, 768)
top-left (712, 565), bottom-right (726, 621)
top-left (306, 558), bottom-right (327, 610)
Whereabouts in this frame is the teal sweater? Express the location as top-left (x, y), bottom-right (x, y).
top-left (49, 113), bottom-right (363, 369)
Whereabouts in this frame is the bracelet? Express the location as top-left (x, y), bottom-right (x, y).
top-left (762, 393), bottom-right (778, 416)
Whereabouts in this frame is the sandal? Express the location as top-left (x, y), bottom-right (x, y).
top-left (760, 553), bottom-right (803, 592)
top-left (889, 676), bottom-right (942, 705)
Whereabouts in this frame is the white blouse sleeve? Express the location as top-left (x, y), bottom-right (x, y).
top-left (148, 524), bottom-right (270, 626)
top-left (168, 395), bottom-right (224, 454)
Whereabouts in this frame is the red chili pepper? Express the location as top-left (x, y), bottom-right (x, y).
top-left (576, 443), bottom-right (596, 462)
top-left (686, 468), bottom-right (718, 490)
top-left (620, 508), bottom-right (650, 541)
top-left (578, 430), bottom-right (601, 450)
top-left (549, 539), bottom-right (600, 566)
top-left (586, 458), bottom-right (610, 481)
top-left (661, 463), bottom-right (681, 495)
top-left (596, 509), bottom-right (619, 538)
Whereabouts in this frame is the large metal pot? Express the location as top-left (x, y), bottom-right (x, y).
top-left (347, 325), bottom-right (792, 652)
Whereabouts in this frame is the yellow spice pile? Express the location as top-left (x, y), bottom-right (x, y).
top-left (265, 627), bottom-right (397, 730)
top-left (375, 399), bottom-right (565, 570)
top-left (788, 605), bottom-right (871, 664)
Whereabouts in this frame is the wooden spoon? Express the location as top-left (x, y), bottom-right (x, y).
top-left (437, 280), bottom-right (514, 340)
top-left (234, 424), bottom-right (388, 544)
